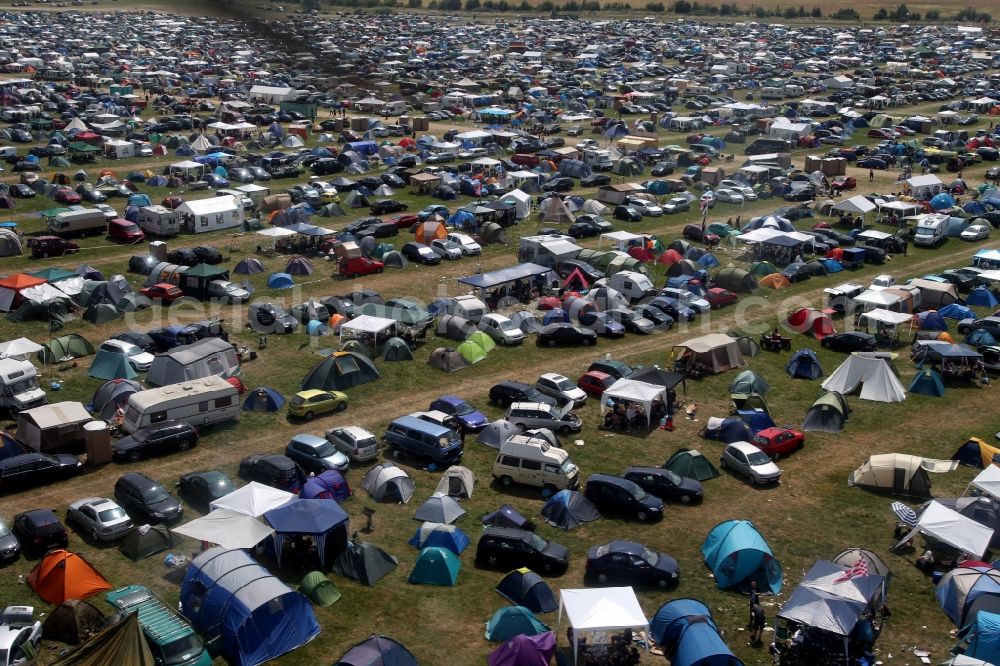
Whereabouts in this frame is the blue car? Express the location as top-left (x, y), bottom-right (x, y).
top-left (647, 297), bottom-right (697, 322)
top-left (417, 204), bottom-right (449, 221)
top-left (429, 395), bottom-right (488, 433)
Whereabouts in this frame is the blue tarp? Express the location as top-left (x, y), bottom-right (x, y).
top-left (702, 520), bottom-right (783, 593)
top-left (939, 303), bottom-right (975, 320)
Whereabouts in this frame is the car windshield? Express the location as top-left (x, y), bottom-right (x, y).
top-left (98, 507), bottom-right (127, 522)
top-left (0, 523), bottom-right (9, 537)
top-left (747, 451), bottom-right (772, 466)
top-left (125, 346), bottom-right (145, 358)
top-left (290, 395), bottom-right (306, 406)
top-left (662, 469), bottom-right (682, 485)
top-left (560, 460), bottom-right (578, 475)
top-left (554, 377), bottom-right (574, 391)
top-left (311, 442), bottom-right (338, 457)
top-left (142, 487), bottom-right (170, 503)
top-left (451, 401), bottom-right (474, 416)
top-left (640, 547), bottom-right (660, 566)
top-left (526, 533), bottom-right (548, 551)
top-left (498, 320), bottom-right (517, 331)
top-left (163, 634), bottom-right (205, 665)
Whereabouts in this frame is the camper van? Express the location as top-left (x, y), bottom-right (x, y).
top-left (48, 209), bottom-right (107, 237)
top-left (492, 434), bottom-right (579, 494)
top-left (437, 295), bottom-right (489, 323)
top-left (583, 148), bottom-right (613, 171)
top-left (913, 214), bottom-right (948, 248)
top-left (606, 271), bottom-right (656, 301)
top-left (823, 282), bottom-right (866, 315)
top-left (137, 205), bottom-right (181, 237)
top-left (121, 377), bottom-right (240, 434)
top-left (0, 359), bottom-right (46, 415)
top-left (383, 100), bottom-right (408, 116)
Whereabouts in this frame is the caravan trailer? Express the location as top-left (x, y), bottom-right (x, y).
top-left (122, 376), bottom-right (240, 434)
top-left (137, 205), bottom-right (181, 237)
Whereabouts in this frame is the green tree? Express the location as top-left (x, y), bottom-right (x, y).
top-left (465, 0), bottom-right (480, 8)
top-left (645, 1), bottom-right (665, 9)
top-left (925, 9), bottom-right (939, 19)
top-left (873, 7), bottom-right (888, 19)
top-left (811, 6), bottom-right (821, 16)
top-left (672, 0), bottom-right (692, 11)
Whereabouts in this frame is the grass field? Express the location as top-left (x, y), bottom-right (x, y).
top-left (0, 51), bottom-right (998, 664)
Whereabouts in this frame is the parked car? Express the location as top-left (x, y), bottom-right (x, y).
top-left (12, 509), bottom-right (68, 555)
top-left (705, 288), bottom-right (738, 309)
top-left (831, 176), bottom-right (856, 190)
top-left (238, 454), bottom-right (304, 493)
top-left (0, 452), bottom-right (81, 492)
top-left (536, 373), bottom-right (588, 407)
top-left (192, 246), bottom-right (223, 264)
top-left (489, 381), bottom-right (558, 408)
top-left (114, 473), bottom-right (184, 524)
top-left (581, 312), bottom-right (626, 338)
top-left (112, 421), bottom-right (199, 463)
top-left (961, 224), bottom-right (990, 241)
top-left (418, 204), bottom-right (449, 221)
top-left (682, 224), bottom-right (720, 245)
top-left (370, 199), bottom-right (408, 214)
top-left (401, 242), bottom-right (441, 265)
top-left (206, 280), bottom-right (251, 304)
top-left (537, 323), bottom-right (598, 347)
top-left (751, 427), bottom-right (805, 459)
top-left (177, 470), bottom-right (237, 508)
top-left (249, 303), bottom-right (298, 334)
top-left (659, 287), bottom-right (711, 313)
top-left (584, 474), bottom-right (664, 521)
top-left (580, 174), bottom-right (611, 187)
top-left (0, 522), bottom-right (20, 564)
top-left (586, 540), bottom-right (679, 588)
top-left (66, 497), bottom-right (132, 541)
top-left (0, 607), bottom-right (42, 666)
top-left (613, 205), bottom-right (642, 222)
top-left (53, 188), bottom-right (81, 204)
top-left (27, 236), bottom-right (79, 259)
top-left (577, 371), bottom-right (615, 398)
top-left (720, 441), bottom-right (782, 485)
top-left (479, 314), bottom-right (525, 346)
top-left (287, 389), bottom-right (348, 419)
top-left (97, 339), bottom-right (155, 372)
top-left (430, 239), bottom-right (463, 260)
top-left (429, 396), bottom-right (488, 432)
top-left (446, 232), bottom-right (481, 256)
top-left (284, 434), bottom-right (350, 474)
top-left (112, 332), bottom-right (157, 354)
top-left (633, 304), bottom-right (675, 328)
top-left (646, 297), bottom-right (696, 322)
top-left (139, 283), bottom-right (184, 303)
top-left (625, 197), bottom-right (663, 216)
top-left (475, 527), bottom-right (569, 574)
top-left (820, 332), bottom-right (877, 352)
top-left (622, 466), bottom-right (703, 504)
top-left (663, 196), bottom-right (692, 214)
top-left (325, 426), bottom-right (380, 463)
top-left (506, 402), bottom-right (582, 434)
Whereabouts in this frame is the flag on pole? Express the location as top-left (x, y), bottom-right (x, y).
top-left (700, 193), bottom-right (711, 231)
top-left (834, 558), bottom-right (869, 583)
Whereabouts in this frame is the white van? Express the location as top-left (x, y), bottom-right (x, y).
top-left (606, 271), bottom-right (655, 302)
top-left (492, 434), bottom-right (579, 493)
top-left (122, 376), bottom-right (240, 433)
top-left (0, 358), bottom-right (47, 415)
top-left (913, 214), bottom-right (948, 248)
top-left (383, 100), bottom-right (408, 116)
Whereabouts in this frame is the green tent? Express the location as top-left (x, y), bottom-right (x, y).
top-left (408, 547), bottom-right (460, 586)
top-left (466, 331), bottom-right (496, 353)
top-left (484, 606), bottom-right (549, 642)
top-left (802, 390), bottom-right (850, 433)
top-left (908, 368), bottom-right (945, 398)
top-left (84, 303), bottom-right (122, 324)
top-left (7, 299), bottom-right (70, 330)
top-left (714, 267), bottom-right (758, 293)
top-left (729, 370), bottom-right (769, 395)
top-left (299, 571), bottom-right (342, 607)
top-left (38, 333), bottom-right (94, 363)
top-left (29, 267), bottom-right (77, 283)
top-left (339, 340), bottom-right (371, 358)
top-left (118, 525), bottom-right (173, 561)
top-left (457, 340), bottom-right (487, 365)
top-left (300, 351), bottom-right (381, 390)
top-left (611, 157), bottom-right (642, 176)
top-left (664, 448), bottom-right (720, 481)
top-left (382, 337), bottom-right (413, 362)
top-left (88, 349), bottom-right (137, 381)
top-left (68, 141), bottom-right (102, 154)
top-left (748, 261), bottom-right (779, 277)
top-left (731, 392), bottom-right (769, 414)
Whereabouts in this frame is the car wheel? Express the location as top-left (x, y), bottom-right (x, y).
top-left (336, 401), bottom-right (348, 412)
top-left (500, 475), bottom-right (513, 487)
top-left (636, 510), bottom-right (648, 522)
top-left (596, 573), bottom-right (609, 585)
top-left (304, 411), bottom-right (314, 419)
top-left (91, 529), bottom-right (100, 542)
top-left (487, 554), bottom-right (499, 566)
top-left (581, 338), bottom-right (591, 346)
top-left (128, 451), bottom-right (141, 463)
top-left (178, 439), bottom-right (192, 451)
top-left (680, 494), bottom-right (691, 505)
top-left (542, 484), bottom-right (557, 498)
top-left (548, 339), bottom-right (557, 347)
top-left (558, 425), bottom-right (572, 434)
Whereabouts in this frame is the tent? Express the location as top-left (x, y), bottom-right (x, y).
top-left (180, 547), bottom-right (320, 666)
top-left (408, 522), bottom-right (470, 555)
top-left (361, 463), bottom-right (415, 503)
top-left (482, 504), bottom-right (536, 531)
top-left (559, 588), bottom-right (649, 665)
top-left (50, 612), bottom-right (154, 666)
top-left (173, 509), bottom-right (275, 550)
top-left (487, 632), bottom-right (556, 666)
top-left (438, 314), bottom-right (478, 341)
top-left (714, 267), bottom-right (757, 293)
top-left (299, 571), bottom-right (341, 608)
top-left (849, 453), bottom-right (943, 499)
top-left (210, 481), bottom-right (295, 517)
top-left (264, 499), bottom-right (350, 568)
top-left (729, 370), bottom-right (769, 395)
top-left (664, 449), bottom-right (719, 481)
top-left (333, 635), bottom-right (416, 666)
top-left (822, 354), bottom-right (906, 402)
top-left (300, 351), bottom-right (381, 390)
top-left (0, 337), bottom-right (44, 360)
top-left (672, 334), bottom-right (745, 374)
top-left (382, 337), bottom-right (413, 362)
top-left (496, 568), bottom-right (558, 614)
top-left (540, 490), bottom-right (600, 529)
top-left (301, 470), bottom-right (351, 502)
top-left (702, 520), bottom-right (783, 593)
top-left (600, 378), bottom-right (666, 425)
top-left (968, 287), bottom-right (999, 308)
top-left (909, 367), bottom-right (946, 397)
top-left (38, 334), bottom-right (94, 363)
top-left (90, 378), bottom-right (142, 421)
top-left (234, 258), bottom-right (265, 275)
top-left (428, 347), bottom-right (468, 373)
top-left (898, 502), bottom-right (994, 559)
top-left (649, 598), bottom-right (743, 666)
top-left (43, 599), bottom-right (106, 645)
top-left (243, 386), bottom-right (285, 412)
top-left (509, 311), bottom-right (542, 334)
top-left (408, 546), bottom-right (460, 586)
top-left (940, 303), bottom-right (976, 321)
top-left (485, 606), bottom-right (549, 642)
top-left (831, 548), bottom-right (893, 580)
top-left (27, 549), bottom-right (112, 604)
top-left (457, 340), bottom-right (487, 365)
top-left (932, 497), bottom-right (1000, 548)
top-left (961, 611), bottom-right (1000, 661)
top-left (478, 420), bottom-right (521, 449)
top-left (87, 348), bottom-right (138, 381)
top-left (701, 417), bottom-right (753, 444)
top-left (786, 307), bottom-right (835, 339)
top-left (434, 465), bottom-right (475, 499)
top-left (118, 524), bottom-right (173, 561)
top-left (936, 566), bottom-right (1000, 627)
top-left (952, 437), bottom-right (1000, 469)
top-left (413, 493), bottom-right (466, 524)
top-left (802, 391), bottom-right (850, 433)
top-left (332, 541), bottom-right (398, 587)
top-left (145, 337), bottom-right (240, 386)
top-left (787, 349), bottom-right (823, 379)
top-left (778, 560), bottom-right (886, 635)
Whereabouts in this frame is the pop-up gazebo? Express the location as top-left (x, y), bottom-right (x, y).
top-left (558, 587), bottom-right (649, 664)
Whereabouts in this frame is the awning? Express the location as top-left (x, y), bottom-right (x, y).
top-left (896, 500), bottom-right (994, 557)
top-left (172, 509), bottom-right (274, 550)
top-left (459, 262), bottom-right (552, 290)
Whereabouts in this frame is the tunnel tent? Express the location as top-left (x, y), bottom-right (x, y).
top-left (649, 598), bottom-right (741, 666)
top-left (848, 453), bottom-right (947, 499)
top-left (38, 334), bottom-right (94, 364)
top-left (300, 351), bottom-right (381, 390)
top-left (671, 334), bottom-right (745, 374)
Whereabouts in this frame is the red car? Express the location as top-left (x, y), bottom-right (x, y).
top-left (384, 213), bottom-right (419, 230)
top-left (28, 236), bottom-right (79, 258)
top-left (54, 188), bottom-right (81, 204)
top-left (705, 287), bottom-right (737, 309)
top-left (577, 370), bottom-right (615, 398)
top-left (682, 224), bottom-right (720, 246)
top-left (831, 176), bottom-right (856, 191)
top-left (140, 283), bottom-right (185, 303)
top-left (867, 128), bottom-right (898, 140)
top-left (751, 427), bottom-right (804, 459)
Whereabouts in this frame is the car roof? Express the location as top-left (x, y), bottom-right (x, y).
top-left (18, 508), bottom-right (58, 521)
top-left (290, 434), bottom-right (328, 446)
top-left (119, 472), bottom-right (160, 488)
top-left (599, 540), bottom-right (646, 556)
top-left (331, 425), bottom-right (372, 439)
top-left (727, 441), bottom-right (763, 453)
top-left (482, 526), bottom-right (534, 539)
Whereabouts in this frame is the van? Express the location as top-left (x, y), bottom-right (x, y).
top-left (48, 209), bottom-right (107, 237)
top-left (606, 271), bottom-right (655, 302)
top-left (338, 256), bottom-right (384, 278)
top-left (107, 218), bottom-right (145, 243)
top-left (27, 235), bottom-right (79, 258)
top-left (511, 153), bottom-right (541, 168)
top-left (913, 214), bottom-right (948, 248)
top-left (492, 434), bottom-right (579, 494)
top-left (383, 100), bottom-right (408, 116)
top-left (105, 585), bottom-right (212, 666)
top-left (824, 282), bottom-right (865, 314)
top-left (439, 295), bottom-right (489, 324)
top-left (479, 314), bottom-right (525, 346)
top-left (382, 415), bottom-right (463, 465)
top-left (0, 359), bottom-right (46, 416)
top-left (505, 401), bottom-right (582, 434)
top-left (121, 376), bottom-right (240, 434)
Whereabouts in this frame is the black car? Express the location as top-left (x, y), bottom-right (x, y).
top-left (783, 187), bottom-right (816, 202)
top-left (355, 221), bottom-right (399, 239)
top-left (0, 452), bottom-right (81, 492)
top-left (634, 304), bottom-right (675, 328)
top-left (401, 242), bottom-right (441, 265)
top-left (536, 323), bottom-right (598, 347)
top-left (622, 466), bottom-right (703, 504)
top-left (343, 217), bottom-right (382, 235)
top-left (13, 509), bottom-right (68, 555)
top-left (580, 174), bottom-right (611, 187)
top-left (0, 520), bottom-right (20, 563)
top-left (381, 174), bottom-right (406, 188)
top-left (613, 205), bottom-right (642, 222)
top-left (11, 184), bottom-right (35, 198)
top-left (645, 297), bottom-right (696, 322)
top-left (177, 470), bottom-right (237, 508)
top-left (248, 166), bottom-right (272, 181)
top-left (239, 454), bottom-right (305, 493)
top-left (583, 473), bottom-right (664, 522)
top-left (192, 246), bottom-right (223, 265)
top-left (269, 165), bottom-right (301, 179)
top-left (112, 421), bottom-right (199, 462)
top-left (167, 248), bottom-right (199, 267)
top-left (114, 473), bottom-right (183, 524)
top-left (230, 168), bottom-right (255, 183)
top-left (568, 220), bottom-right (603, 239)
top-left (475, 526), bottom-right (569, 574)
top-left (650, 162), bottom-right (674, 176)
top-left (489, 380), bottom-right (558, 408)
top-left (541, 177), bottom-right (574, 193)
top-left (311, 158), bottom-right (344, 176)
top-left (820, 332), bottom-right (877, 352)
top-left (249, 303), bottom-right (298, 334)
top-left (76, 186), bottom-right (107, 203)
top-left (585, 540), bottom-right (679, 588)
top-left (812, 227), bottom-right (855, 246)
top-left (370, 199), bottom-right (408, 215)
top-left (937, 270), bottom-right (977, 291)
top-left (781, 263), bottom-right (812, 283)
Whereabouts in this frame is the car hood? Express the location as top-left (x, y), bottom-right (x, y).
top-left (146, 497), bottom-right (182, 515)
top-left (677, 478), bottom-right (703, 495)
top-left (653, 553), bottom-right (680, 575)
top-left (542, 542), bottom-right (570, 562)
top-left (131, 351), bottom-right (155, 365)
top-left (459, 411), bottom-right (489, 427)
top-left (752, 460), bottom-right (782, 476)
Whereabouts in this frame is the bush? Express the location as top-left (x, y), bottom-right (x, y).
top-left (672, 0), bottom-right (692, 11)
top-left (831, 7), bottom-right (858, 18)
top-left (873, 7), bottom-right (888, 19)
top-left (465, 0), bottom-right (479, 8)
top-left (925, 9), bottom-right (939, 19)
top-left (645, 1), bottom-right (664, 9)
top-left (811, 6), bottom-right (821, 16)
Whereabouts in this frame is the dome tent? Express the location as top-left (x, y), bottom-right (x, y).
top-left (407, 522), bottom-right (470, 555)
top-left (42, 598), bottom-right (106, 645)
top-left (484, 606), bottom-right (549, 642)
top-left (650, 598), bottom-right (741, 666)
top-left (408, 546), bottom-right (460, 586)
top-left (787, 349), bottom-right (823, 380)
top-left (242, 387), bottom-right (285, 412)
top-left (382, 337), bottom-right (413, 361)
top-left (540, 490), bottom-right (600, 530)
top-left (802, 390), bottom-right (850, 433)
top-left (495, 568), bottom-right (558, 614)
top-left (27, 549), bottom-right (112, 605)
top-left (89, 378), bottom-right (142, 421)
top-left (702, 520), bottom-right (783, 593)
top-left (300, 351), bottom-right (381, 391)
top-left (331, 542), bottom-right (398, 588)
top-left (663, 448), bottom-right (719, 481)
top-left (334, 635), bottom-right (416, 665)
top-left (301, 470), bottom-right (350, 502)
top-left (361, 463), bottom-right (415, 503)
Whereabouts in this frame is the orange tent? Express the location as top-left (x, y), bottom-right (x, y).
top-left (758, 273), bottom-right (792, 289)
top-left (414, 219), bottom-right (447, 245)
top-left (27, 550), bottom-right (112, 605)
top-left (0, 273), bottom-right (46, 291)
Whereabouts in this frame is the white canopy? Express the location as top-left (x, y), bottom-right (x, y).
top-left (0, 337), bottom-right (44, 360)
top-left (340, 314), bottom-right (396, 335)
top-left (859, 308), bottom-right (913, 326)
top-left (896, 500), bottom-right (994, 557)
top-left (172, 508), bottom-right (274, 549)
top-left (970, 465), bottom-right (1000, 499)
top-left (853, 289), bottom-right (901, 308)
top-left (833, 195), bottom-right (876, 214)
top-left (559, 587), bottom-right (649, 665)
top-left (210, 481), bottom-right (295, 517)
top-left (600, 230), bottom-right (643, 250)
top-left (857, 229), bottom-right (892, 241)
top-left (256, 227), bottom-right (296, 238)
top-left (601, 379), bottom-right (666, 425)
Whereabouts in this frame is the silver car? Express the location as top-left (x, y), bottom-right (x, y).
top-left (430, 239), bottom-right (464, 260)
top-left (325, 426), bottom-right (380, 463)
top-left (0, 606), bottom-right (42, 666)
top-left (98, 339), bottom-right (155, 372)
top-left (67, 497), bottom-right (133, 541)
top-left (720, 442), bottom-right (782, 485)
top-left (208, 279), bottom-right (252, 304)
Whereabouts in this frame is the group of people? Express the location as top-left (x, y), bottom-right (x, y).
top-left (600, 399), bottom-right (664, 432)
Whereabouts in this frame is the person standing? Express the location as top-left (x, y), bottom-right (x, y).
top-left (869, 168), bottom-right (874, 182)
top-left (750, 603), bottom-right (766, 646)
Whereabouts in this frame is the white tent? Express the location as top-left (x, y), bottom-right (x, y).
top-left (190, 135), bottom-right (213, 153)
top-left (172, 508), bottom-right (274, 549)
top-left (600, 230), bottom-right (643, 251)
top-left (210, 481), bottom-right (295, 517)
top-left (833, 195), bottom-right (876, 215)
top-left (600, 379), bottom-right (666, 425)
top-left (823, 354), bottom-right (906, 402)
top-left (895, 500), bottom-right (994, 558)
top-left (500, 189), bottom-right (532, 219)
top-left (582, 199), bottom-right (609, 216)
top-left (559, 587), bottom-right (649, 665)
top-left (970, 465), bottom-right (1000, 499)
top-left (0, 337), bottom-right (44, 360)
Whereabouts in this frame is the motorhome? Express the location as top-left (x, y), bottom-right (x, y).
top-left (0, 359), bottom-right (46, 415)
top-left (122, 377), bottom-right (240, 434)
top-left (823, 282), bottom-right (866, 315)
top-left (517, 236), bottom-right (581, 268)
top-left (913, 213), bottom-right (948, 248)
top-left (583, 148), bottom-right (613, 171)
top-left (492, 434), bottom-right (579, 494)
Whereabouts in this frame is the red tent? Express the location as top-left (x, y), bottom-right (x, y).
top-left (0, 273), bottom-right (46, 291)
top-left (657, 249), bottom-right (682, 265)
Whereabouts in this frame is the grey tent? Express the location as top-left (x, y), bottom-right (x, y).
top-left (714, 267), bottom-right (758, 293)
top-left (427, 347), bottom-right (468, 373)
top-left (413, 494), bottom-right (466, 524)
top-left (480, 222), bottom-right (508, 245)
top-left (802, 391), bottom-right (850, 433)
top-left (382, 337), bottom-right (413, 361)
top-left (361, 463), bottom-right (415, 503)
top-left (90, 379), bottom-right (142, 421)
top-left (477, 419), bottom-right (521, 448)
top-left (830, 548), bottom-right (892, 580)
top-left (540, 490), bottom-right (600, 530)
top-left (342, 190), bottom-right (369, 208)
top-left (382, 250), bottom-right (407, 268)
top-left (434, 466), bottom-right (476, 499)
top-left (437, 314), bottom-right (477, 341)
top-left (83, 303), bottom-right (122, 324)
top-left (848, 453), bottom-right (933, 499)
top-left (339, 340), bottom-right (371, 359)
top-left (42, 599), bottom-right (106, 645)
top-left (118, 524), bottom-right (173, 560)
top-left (0, 229), bottom-right (22, 257)
top-left (557, 159), bottom-right (592, 179)
top-left (318, 203), bottom-right (345, 217)
top-left (331, 542), bottom-right (398, 587)
top-left (508, 311), bottom-right (541, 334)
top-left (146, 338), bottom-right (239, 387)
top-left (734, 336), bottom-right (761, 358)
top-left (300, 351), bottom-right (381, 390)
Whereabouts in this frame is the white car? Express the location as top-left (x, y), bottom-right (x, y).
top-left (447, 232), bottom-right (482, 256)
top-left (430, 239), bottom-right (464, 260)
top-left (94, 203), bottom-right (118, 221)
top-left (719, 180), bottom-right (757, 200)
top-left (961, 224), bottom-right (990, 242)
top-left (720, 441), bottom-right (782, 485)
top-left (715, 188), bottom-right (745, 204)
top-left (535, 372), bottom-right (588, 407)
top-left (0, 606), bottom-right (41, 666)
top-left (575, 139), bottom-right (599, 150)
top-left (458, 147), bottom-right (488, 160)
top-left (98, 339), bottom-right (155, 371)
top-left (207, 279), bottom-right (252, 304)
top-left (626, 197), bottom-right (663, 217)
top-left (67, 497), bottom-right (133, 541)
top-left (479, 313), bottom-right (524, 346)
top-left (658, 287), bottom-right (711, 313)
top-left (310, 180), bottom-right (339, 196)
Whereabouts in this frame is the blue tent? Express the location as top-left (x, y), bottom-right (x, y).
top-left (335, 635), bottom-right (417, 666)
top-left (964, 200), bottom-right (988, 215)
top-left (267, 272), bottom-right (293, 289)
top-left (650, 598), bottom-right (743, 666)
top-left (700, 417), bottom-right (752, 444)
top-left (702, 520), bottom-right (783, 593)
top-left (482, 504), bottom-right (535, 531)
top-left (967, 328), bottom-right (999, 347)
top-left (264, 499), bottom-right (350, 568)
top-left (408, 546), bottom-right (460, 586)
top-left (917, 310), bottom-right (948, 331)
top-left (447, 210), bottom-right (474, 228)
top-left (821, 258), bottom-right (844, 273)
top-left (484, 606), bottom-right (549, 642)
top-left (306, 320), bottom-right (329, 336)
top-left (407, 523), bottom-right (470, 555)
top-left (737, 409), bottom-right (774, 434)
top-left (786, 349), bottom-right (823, 380)
top-left (909, 368), bottom-right (945, 397)
top-left (930, 193), bottom-right (956, 210)
top-left (964, 611), bottom-right (1000, 661)
top-left (495, 568), bottom-right (558, 614)
top-left (968, 287), bottom-right (999, 308)
top-left (937, 566), bottom-right (1000, 627)
top-left (128, 193), bottom-right (151, 207)
top-left (940, 303), bottom-right (975, 320)
top-left (180, 547), bottom-right (320, 666)
top-left (242, 386), bottom-right (285, 411)
top-left (540, 490), bottom-right (600, 530)
top-left (698, 253), bottom-right (720, 268)
top-left (542, 308), bottom-right (568, 325)
top-left (301, 469), bottom-right (350, 502)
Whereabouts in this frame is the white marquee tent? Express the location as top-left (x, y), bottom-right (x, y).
top-left (970, 464), bottom-right (1000, 500)
top-left (600, 379), bottom-right (666, 425)
top-left (559, 587), bottom-right (649, 665)
top-left (895, 500), bottom-right (994, 558)
top-left (210, 482), bottom-right (295, 518)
